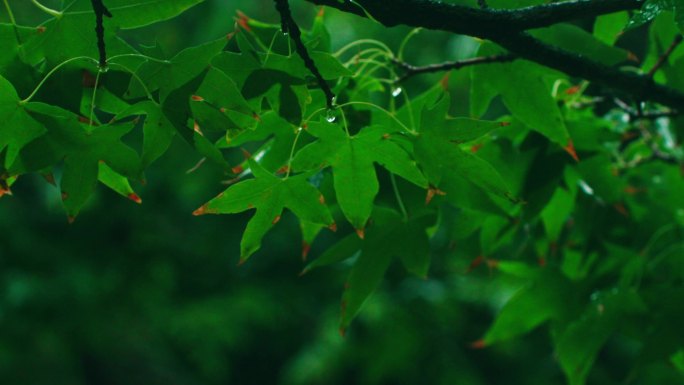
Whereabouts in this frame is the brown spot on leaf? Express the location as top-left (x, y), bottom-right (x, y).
top-left (355, 228), bottom-right (365, 239)
top-left (470, 143), bottom-right (483, 153)
top-left (466, 255), bottom-right (485, 273)
top-left (61, 192), bottom-right (68, 201)
top-left (439, 72), bottom-right (451, 91)
top-left (302, 241), bottom-right (311, 260)
top-left (318, 194), bottom-right (325, 205)
top-left (191, 95), bottom-right (204, 102)
top-left (82, 71), bottom-right (97, 88)
top-left (272, 215), bottom-right (281, 225)
top-left (564, 85), bottom-right (581, 95)
top-left (36, 26), bottom-right (46, 34)
top-left (425, 186), bottom-right (446, 205)
top-left (470, 339), bottom-right (487, 349)
top-left (231, 165), bottom-right (244, 174)
top-left (241, 148), bottom-right (252, 160)
top-left (43, 173), bottom-right (56, 186)
top-left (328, 222), bottom-right (337, 232)
top-left (67, 216), bottom-right (76, 224)
top-left (613, 203), bottom-right (629, 217)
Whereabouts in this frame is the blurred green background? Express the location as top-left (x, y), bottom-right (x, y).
top-left (0, 1), bottom-right (652, 384)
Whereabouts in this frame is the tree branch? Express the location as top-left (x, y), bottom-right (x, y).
top-left (393, 54), bottom-right (517, 83)
top-left (305, 0), bottom-right (684, 110)
top-left (306, 0), bottom-right (644, 37)
top-left (274, 0), bottom-right (336, 109)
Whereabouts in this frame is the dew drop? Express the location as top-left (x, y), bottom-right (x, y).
top-left (326, 108), bottom-right (337, 123)
top-left (391, 86), bottom-right (403, 97)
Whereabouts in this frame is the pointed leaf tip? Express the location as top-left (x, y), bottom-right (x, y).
top-left (339, 327), bottom-right (347, 337)
top-left (191, 95), bottom-right (204, 102)
top-left (127, 193), bottom-right (142, 204)
top-left (470, 339), bottom-right (487, 349)
top-left (193, 205), bottom-right (209, 216)
top-left (329, 222), bottom-right (338, 232)
top-left (563, 140), bottom-right (579, 162)
top-left (272, 215), bottom-right (281, 225)
top-left (67, 216), bottom-right (76, 224)
top-left (355, 228), bottom-right (365, 239)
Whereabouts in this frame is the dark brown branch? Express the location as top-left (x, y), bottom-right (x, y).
top-left (274, 0), bottom-right (336, 110)
top-left (393, 54), bottom-right (517, 83)
top-left (648, 34), bottom-right (683, 78)
top-left (90, 0), bottom-right (112, 69)
top-left (306, 0), bottom-right (644, 36)
top-left (305, 0), bottom-right (684, 110)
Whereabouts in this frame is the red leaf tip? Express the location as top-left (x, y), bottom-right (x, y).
top-left (127, 193), bottom-right (142, 204)
top-left (563, 140), bottom-right (579, 162)
top-left (193, 205), bottom-right (209, 216)
top-left (470, 339), bottom-right (487, 349)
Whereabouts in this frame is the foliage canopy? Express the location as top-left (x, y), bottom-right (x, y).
top-left (2, 0), bottom-right (684, 384)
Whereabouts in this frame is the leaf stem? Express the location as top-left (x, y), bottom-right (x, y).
top-left (30, 0), bottom-right (62, 18)
top-left (108, 53), bottom-right (171, 64)
top-left (390, 173), bottom-right (408, 220)
top-left (21, 56), bottom-right (98, 104)
top-left (3, 0), bottom-right (17, 25)
top-left (339, 105), bottom-right (350, 136)
top-left (338, 101), bottom-right (416, 135)
top-left (107, 62), bottom-right (155, 102)
top-left (285, 126), bottom-right (304, 179)
top-left (334, 39), bottom-right (392, 58)
top-left (88, 70), bottom-right (102, 127)
top-left (3, 0), bottom-right (21, 43)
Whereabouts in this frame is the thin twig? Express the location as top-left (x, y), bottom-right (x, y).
top-left (648, 34), bottom-right (683, 78)
top-left (614, 98), bottom-right (679, 121)
top-left (393, 54), bottom-right (516, 83)
top-left (274, 0), bottom-right (336, 109)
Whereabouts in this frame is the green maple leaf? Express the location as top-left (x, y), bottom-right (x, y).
top-left (414, 94), bottom-right (513, 201)
top-left (21, 103), bottom-right (140, 219)
top-left (193, 160), bottom-right (334, 262)
top-left (62, 0), bottom-right (205, 30)
top-left (301, 207), bottom-right (436, 333)
top-left (116, 101), bottom-right (175, 167)
top-left (0, 75), bottom-right (46, 168)
top-left (128, 37), bottom-right (228, 102)
top-left (292, 121), bottom-right (427, 232)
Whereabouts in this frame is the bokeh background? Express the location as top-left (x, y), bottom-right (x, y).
top-left (0, 1), bottom-right (655, 384)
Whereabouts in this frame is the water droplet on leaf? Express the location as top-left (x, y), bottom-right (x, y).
top-left (326, 108), bottom-right (337, 123)
top-left (391, 86), bottom-right (403, 97)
